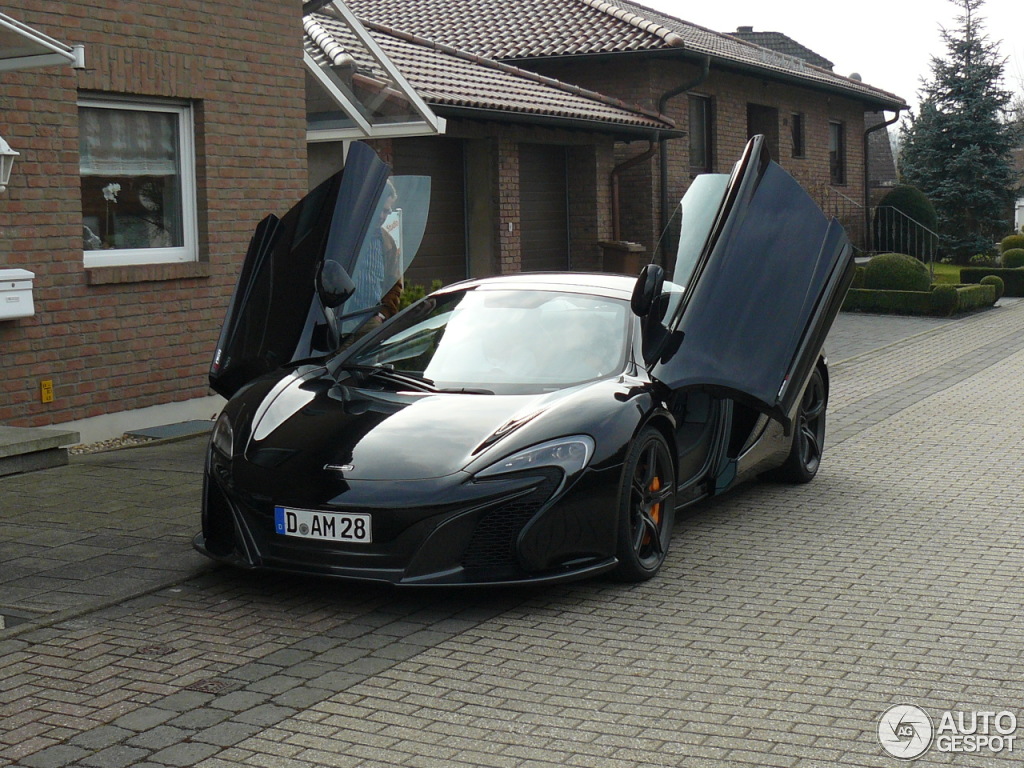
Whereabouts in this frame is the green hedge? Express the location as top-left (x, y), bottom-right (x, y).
top-left (960, 267), bottom-right (1024, 296)
top-left (955, 283), bottom-right (997, 313)
top-left (842, 284), bottom-right (996, 316)
top-left (843, 289), bottom-right (933, 315)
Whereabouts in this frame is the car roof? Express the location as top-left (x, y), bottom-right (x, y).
top-left (438, 271), bottom-right (638, 300)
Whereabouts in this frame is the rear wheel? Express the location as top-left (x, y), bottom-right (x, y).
top-left (612, 428), bottom-right (676, 582)
top-left (774, 367), bottom-right (827, 483)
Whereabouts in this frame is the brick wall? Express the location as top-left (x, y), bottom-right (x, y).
top-left (0, 1), bottom-right (307, 427)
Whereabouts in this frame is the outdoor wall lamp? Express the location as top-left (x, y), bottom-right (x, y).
top-left (0, 135), bottom-right (19, 193)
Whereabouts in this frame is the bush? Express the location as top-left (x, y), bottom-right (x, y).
top-left (1002, 248), bottom-right (1024, 268)
top-left (980, 275), bottom-right (1005, 300)
top-left (1001, 234), bottom-right (1024, 252)
top-left (958, 283), bottom-right (997, 311)
top-left (842, 284), bottom-right (996, 316)
top-left (969, 252), bottom-right (996, 267)
top-left (960, 267), bottom-right (1024, 297)
top-left (851, 266), bottom-right (866, 289)
top-left (863, 253), bottom-right (931, 292)
top-left (399, 279), bottom-right (444, 310)
top-left (872, 186), bottom-right (938, 258)
top-left (930, 284), bottom-right (959, 316)
top-left (843, 289), bottom-right (933, 315)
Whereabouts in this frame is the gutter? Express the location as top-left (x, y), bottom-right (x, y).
top-left (862, 108), bottom-right (905, 246)
top-left (656, 55), bottom-right (710, 264)
top-left (434, 105), bottom-right (679, 141)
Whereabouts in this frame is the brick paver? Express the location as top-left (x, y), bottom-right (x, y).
top-left (3, 302), bottom-right (1024, 766)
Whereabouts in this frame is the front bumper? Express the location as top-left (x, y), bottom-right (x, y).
top-left (196, 456), bottom-right (622, 586)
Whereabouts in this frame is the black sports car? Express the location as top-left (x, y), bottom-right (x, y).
top-left (195, 136), bottom-right (854, 585)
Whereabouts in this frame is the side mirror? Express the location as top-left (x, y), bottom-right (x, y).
top-left (317, 260), bottom-right (355, 309)
top-left (630, 264), bottom-right (665, 317)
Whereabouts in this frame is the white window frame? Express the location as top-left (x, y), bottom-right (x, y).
top-left (79, 97), bottom-right (198, 268)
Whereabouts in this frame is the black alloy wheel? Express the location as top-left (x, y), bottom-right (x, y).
top-left (612, 427), bottom-right (676, 582)
top-left (775, 366), bottom-right (827, 483)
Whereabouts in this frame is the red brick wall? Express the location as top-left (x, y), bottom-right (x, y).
top-left (0, 1), bottom-right (307, 427)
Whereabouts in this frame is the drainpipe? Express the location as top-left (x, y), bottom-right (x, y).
top-left (610, 140), bottom-right (657, 241)
top-left (863, 108), bottom-right (905, 249)
top-left (658, 55), bottom-right (710, 265)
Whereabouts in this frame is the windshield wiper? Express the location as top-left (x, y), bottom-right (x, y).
top-left (339, 363), bottom-right (437, 392)
top-left (338, 364), bottom-right (493, 395)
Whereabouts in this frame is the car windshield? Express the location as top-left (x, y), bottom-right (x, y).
top-left (342, 288), bottom-right (631, 395)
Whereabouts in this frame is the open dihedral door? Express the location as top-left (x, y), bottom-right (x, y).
top-left (651, 135), bottom-right (855, 429)
top-left (209, 142), bottom-right (429, 399)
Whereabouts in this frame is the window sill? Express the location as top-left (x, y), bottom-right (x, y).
top-left (86, 261), bottom-right (210, 285)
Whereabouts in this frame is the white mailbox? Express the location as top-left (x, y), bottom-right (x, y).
top-left (0, 269), bottom-right (35, 320)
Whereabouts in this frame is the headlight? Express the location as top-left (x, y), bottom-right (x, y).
top-left (211, 412), bottom-right (234, 457)
top-left (476, 435), bottom-right (595, 479)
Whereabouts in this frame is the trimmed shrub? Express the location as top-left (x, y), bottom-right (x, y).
top-left (1002, 248), bottom-right (1024, 268)
top-left (957, 283), bottom-right (997, 311)
top-left (843, 289), bottom-right (932, 315)
top-left (930, 284), bottom-right (959, 316)
top-left (1001, 234), bottom-right (1024, 252)
top-left (842, 284), bottom-right (996, 316)
top-left (960, 267), bottom-right (1024, 297)
top-left (851, 266), bottom-right (866, 289)
top-left (980, 275), bottom-right (1005, 300)
top-left (873, 186), bottom-right (938, 258)
top-left (863, 253), bottom-right (931, 292)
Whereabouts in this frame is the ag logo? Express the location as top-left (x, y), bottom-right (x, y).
top-left (879, 704), bottom-right (934, 760)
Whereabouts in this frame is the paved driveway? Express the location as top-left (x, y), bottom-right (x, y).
top-left (2, 303), bottom-right (1024, 767)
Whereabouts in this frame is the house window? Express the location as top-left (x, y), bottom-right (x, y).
top-left (688, 95), bottom-right (713, 172)
top-left (791, 113), bottom-right (805, 158)
top-left (79, 98), bottom-right (197, 268)
top-left (829, 121), bottom-right (846, 185)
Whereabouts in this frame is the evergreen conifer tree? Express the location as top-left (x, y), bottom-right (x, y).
top-left (899, 0), bottom-right (1017, 262)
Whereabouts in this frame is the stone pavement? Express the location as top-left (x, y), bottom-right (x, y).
top-left (3, 302), bottom-right (1024, 767)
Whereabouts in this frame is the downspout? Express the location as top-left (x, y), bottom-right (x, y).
top-left (611, 140), bottom-right (658, 241)
top-left (863, 108), bottom-right (904, 248)
top-left (658, 55), bottom-right (710, 264)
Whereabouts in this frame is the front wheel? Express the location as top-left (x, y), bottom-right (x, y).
top-left (773, 367), bottom-right (827, 484)
top-left (611, 427), bottom-right (676, 582)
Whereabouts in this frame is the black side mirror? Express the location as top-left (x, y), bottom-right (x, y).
top-left (317, 260), bottom-right (355, 309)
top-left (630, 264), bottom-right (665, 317)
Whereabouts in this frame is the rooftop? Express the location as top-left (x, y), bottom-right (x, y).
top-left (342, 0), bottom-right (907, 110)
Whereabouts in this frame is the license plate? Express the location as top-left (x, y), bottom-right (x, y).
top-left (274, 506), bottom-right (371, 543)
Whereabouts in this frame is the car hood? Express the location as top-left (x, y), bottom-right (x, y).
top-left (239, 370), bottom-right (590, 481)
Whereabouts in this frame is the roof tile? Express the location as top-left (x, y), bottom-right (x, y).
top-left (343, 0), bottom-right (907, 109)
top-left (305, 12), bottom-right (679, 135)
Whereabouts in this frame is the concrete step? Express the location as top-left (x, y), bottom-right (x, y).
top-left (0, 426), bottom-right (80, 477)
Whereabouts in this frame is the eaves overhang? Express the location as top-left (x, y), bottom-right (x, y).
top-left (507, 47), bottom-right (907, 112)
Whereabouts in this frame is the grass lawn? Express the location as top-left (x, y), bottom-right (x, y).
top-left (930, 262), bottom-right (961, 284)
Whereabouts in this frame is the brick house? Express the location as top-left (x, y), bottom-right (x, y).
top-left (0, 2), bottom-right (308, 437)
top-left (303, 7), bottom-right (681, 286)
top-left (728, 26), bottom-right (900, 207)
top-left (344, 0), bottom-right (908, 256)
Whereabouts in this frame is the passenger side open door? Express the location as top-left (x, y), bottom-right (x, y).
top-left (650, 135), bottom-right (855, 430)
